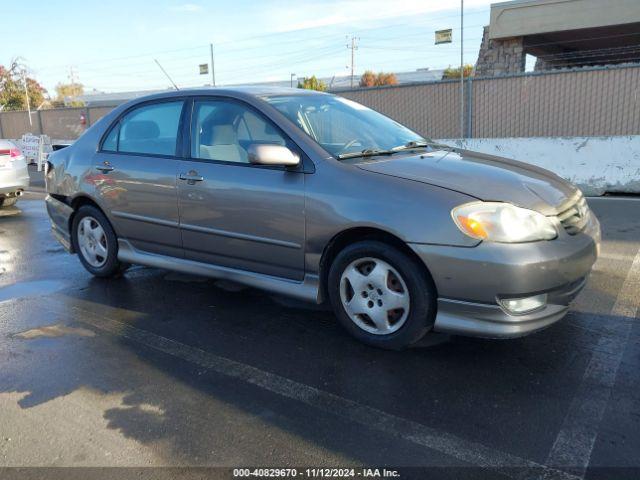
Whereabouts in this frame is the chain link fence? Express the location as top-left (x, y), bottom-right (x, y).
top-left (338, 64), bottom-right (640, 139)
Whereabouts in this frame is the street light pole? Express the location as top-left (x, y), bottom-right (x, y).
top-left (460, 0), bottom-right (464, 139)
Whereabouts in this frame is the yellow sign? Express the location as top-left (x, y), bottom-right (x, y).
top-left (435, 29), bottom-right (452, 45)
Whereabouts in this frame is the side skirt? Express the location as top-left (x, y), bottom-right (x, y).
top-left (117, 239), bottom-right (320, 303)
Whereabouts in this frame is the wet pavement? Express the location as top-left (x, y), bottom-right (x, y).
top-left (0, 192), bottom-right (639, 480)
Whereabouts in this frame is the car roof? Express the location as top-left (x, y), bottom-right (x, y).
top-left (125, 85), bottom-right (329, 104)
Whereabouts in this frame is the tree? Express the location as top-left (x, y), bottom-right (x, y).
top-left (359, 70), bottom-right (398, 88)
top-left (297, 75), bottom-right (327, 91)
top-left (54, 82), bottom-right (85, 107)
top-left (0, 59), bottom-right (47, 111)
top-left (443, 64), bottom-right (474, 79)
top-left (359, 70), bottom-right (377, 87)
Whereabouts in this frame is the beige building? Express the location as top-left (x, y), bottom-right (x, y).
top-left (476, 0), bottom-right (640, 76)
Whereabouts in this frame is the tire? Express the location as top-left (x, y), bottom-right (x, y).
top-left (327, 240), bottom-right (437, 350)
top-left (71, 205), bottom-right (129, 278)
top-left (0, 197), bottom-right (18, 208)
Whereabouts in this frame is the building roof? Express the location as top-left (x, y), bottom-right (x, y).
top-left (489, 0), bottom-right (640, 39)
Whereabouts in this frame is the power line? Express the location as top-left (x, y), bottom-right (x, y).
top-left (32, 9), bottom-right (491, 74)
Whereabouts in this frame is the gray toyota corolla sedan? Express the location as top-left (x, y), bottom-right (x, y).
top-left (45, 87), bottom-right (600, 349)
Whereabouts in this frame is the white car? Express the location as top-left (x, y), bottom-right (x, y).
top-left (0, 140), bottom-right (29, 208)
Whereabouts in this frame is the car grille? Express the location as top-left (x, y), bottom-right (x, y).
top-left (557, 192), bottom-right (589, 235)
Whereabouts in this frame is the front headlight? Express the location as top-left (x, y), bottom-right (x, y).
top-left (452, 202), bottom-right (557, 243)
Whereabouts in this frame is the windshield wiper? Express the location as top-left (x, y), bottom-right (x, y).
top-left (392, 140), bottom-right (455, 151)
top-left (390, 141), bottom-right (429, 151)
top-left (337, 148), bottom-right (398, 160)
top-left (337, 140), bottom-right (452, 160)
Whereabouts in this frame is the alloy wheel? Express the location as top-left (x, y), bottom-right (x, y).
top-left (339, 257), bottom-right (410, 335)
top-left (77, 216), bottom-right (108, 268)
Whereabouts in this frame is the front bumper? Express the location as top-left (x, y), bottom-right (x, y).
top-left (410, 214), bottom-right (600, 338)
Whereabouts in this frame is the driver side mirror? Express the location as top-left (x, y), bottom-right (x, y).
top-left (247, 144), bottom-right (300, 167)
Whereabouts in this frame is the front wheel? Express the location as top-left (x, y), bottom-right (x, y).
top-left (327, 241), bottom-right (437, 350)
top-left (71, 205), bottom-right (128, 278)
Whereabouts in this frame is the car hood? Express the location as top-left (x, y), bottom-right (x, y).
top-left (354, 149), bottom-right (579, 215)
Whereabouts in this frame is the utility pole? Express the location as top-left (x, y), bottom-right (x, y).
top-left (22, 70), bottom-right (32, 127)
top-left (346, 36), bottom-right (359, 88)
top-left (210, 43), bottom-right (216, 86)
top-left (460, 0), bottom-right (464, 139)
top-left (68, 66), bottom-right (78, 84)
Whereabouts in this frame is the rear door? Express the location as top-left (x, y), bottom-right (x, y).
top-left (93, 99), bottom-right (185, 257)
top-left (176, 97), bottom-right (306, 281)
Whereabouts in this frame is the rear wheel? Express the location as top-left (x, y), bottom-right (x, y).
top-left (71, 205), bottom-right (128, 278)
top-left (0, 197), bottom-right (18, 208)
top-left (328, 240), bottom-right (436, 350)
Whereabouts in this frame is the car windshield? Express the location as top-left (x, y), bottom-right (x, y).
top-left (263, 94), bottom-right (426, 158)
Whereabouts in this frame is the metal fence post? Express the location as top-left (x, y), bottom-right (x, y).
top-left (466, 76), bottom-right (473, 139)
top-left (36, 110), bottom-right (44, 135)
top-left (0, 114), bottom-right (4, 139)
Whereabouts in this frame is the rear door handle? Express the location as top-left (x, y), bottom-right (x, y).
top-left (179, 172), bottom-right (204, 184)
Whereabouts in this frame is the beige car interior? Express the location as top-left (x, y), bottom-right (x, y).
top-left (199, 124), bottom-right (248, 163)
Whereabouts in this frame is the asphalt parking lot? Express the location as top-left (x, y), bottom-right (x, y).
top-left (0, 181), bottom-right (639, 479)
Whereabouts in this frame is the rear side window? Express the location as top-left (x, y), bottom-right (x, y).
top-left (104, 101), bottom-right (183, 156)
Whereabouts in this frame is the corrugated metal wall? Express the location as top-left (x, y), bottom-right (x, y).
top-left (1, 65), bottom-right (639, 140)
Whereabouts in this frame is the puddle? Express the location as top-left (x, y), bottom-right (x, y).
top-left (15, 324), bottom-right (95, 339)
top-left (0, 280), bottom-right (67, 303)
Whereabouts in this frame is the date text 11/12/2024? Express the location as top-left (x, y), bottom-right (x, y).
top-left (233, 468), bottom-right (401, 478)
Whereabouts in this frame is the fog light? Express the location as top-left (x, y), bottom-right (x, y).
top-left (498, 294), bottom-right (547, 315)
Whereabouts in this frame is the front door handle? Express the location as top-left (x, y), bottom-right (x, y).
top-left (179, 172), bottom-right (204, 184)
top-left (96, 162), bottom-right (114, 173)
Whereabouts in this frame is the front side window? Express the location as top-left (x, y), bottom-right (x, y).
top-left (263, 94), bottom-right (425, 158)
top-left (106, 101), bottom-right (183, 156)
top-left (191, 99), bottom-right (287, 164)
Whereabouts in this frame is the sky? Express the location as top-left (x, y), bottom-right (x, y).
top-left (3, 0), bottom-right (495, 94)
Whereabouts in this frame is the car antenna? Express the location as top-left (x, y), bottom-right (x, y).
top-left (154, 59), bottom-right (180, 91)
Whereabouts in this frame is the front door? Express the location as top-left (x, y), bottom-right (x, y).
top-left (177, 98), bottom-right (306, 281)
top-left (93, 99), bottom-right (185, 257)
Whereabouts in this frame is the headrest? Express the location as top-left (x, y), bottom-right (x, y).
top-left (124, 120), bottom-right (160, 140)
top-left (211, 125), bottom-right (236, 144)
